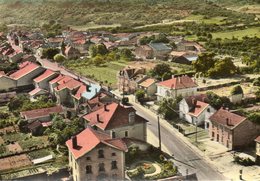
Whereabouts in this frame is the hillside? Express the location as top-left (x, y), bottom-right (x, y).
top-left (0, 0), bottom-right (257, 29)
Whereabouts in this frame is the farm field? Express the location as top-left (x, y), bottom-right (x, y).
top-left (184, 15), bottom-right (227, 25)
top-left (212, 27), bottom-right (260, 39)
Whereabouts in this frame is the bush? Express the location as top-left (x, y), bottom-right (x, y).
top-left (230, 85), bottom-right (243, 95)
top-left (121, 97), bottom-right (129, 105)
top-left (233, 155), bottom-right (254, 166)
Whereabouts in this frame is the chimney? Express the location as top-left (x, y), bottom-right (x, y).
top-left (72, 136), bottom-right (77, 149)
top-left (97, 114), bottom-right (100, 122)
top-left (104, 104), bottom-right (108, 111)
top-left (226, 118), bottom-right (229, 126)
top-left (192, 98), bottom-right (197, 106)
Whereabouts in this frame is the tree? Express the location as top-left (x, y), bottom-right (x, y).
top-left (158, 98), bottom-right (178, 120)
top-left (96, 44), bottom-right (108, 56)
top-left (248, 112), bottom-right (260, 125)
top-left (120, 48), bottom-right (134, 60)
top-left (42, 48), bottom-right (60, 59)
top-left (93, 55), bottom-right (105, 66)
top-left (208, 57), bottom-right (237, 78)
top-left (206, 91), bottom-right (232, 109)
top-left (193, 52), bottom-right (216, 74)
top-left (230, 85), bottom-right (243, 95)
top-left (135, 89), bottom-right (145, 102)
top-left (152, 33), bottom-right (169, 43)
top-left (89, 44), bottom-right (97, 57)
top-left (54, 54), bottom-right (66, 63)
top-left (151, 63), bottom-right (171, 80)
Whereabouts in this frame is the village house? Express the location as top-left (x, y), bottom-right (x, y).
top-left (209, 108), bottom-right (260, 150)
top-left (29, 87), bottom-right (49, 101)
top-left (176, 40), bottom-right (205, 53)
top-left (66, 127), bottom-right (127, 181)
top-left (20, 105), bottom-right (64, 123)
top-left (138, 78), bottom-right (158, 97)
top-left (170, 51), bottom-right (198, 65)
top-left (9, 62), bottom-right (45, 88)
top-left (255, 136), bottom-right (260, 165)
top-left (0, 62), bottom-right (45, 91)
top-left (64, 45), bottom-right (81, 59)
top-left (148, 42), bottom-right (172, 60)
top-left (179, 94), bottom-right (216, 128)
top-left (135, 45), bottom-right (153, 59)
top-left (33, 69), bottom-right (58, 91)
top-left (117, 67), bottom-right (147, 94)
top-left (83, 102), bottom-right (148, 141)
top-left (47, 37), bottom-right (64, 48)
top-left (156, 75), bottom-right (198, 101)
top-left (79, 91), bottom-right (117, 115)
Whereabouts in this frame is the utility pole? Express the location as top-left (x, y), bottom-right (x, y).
top-left (157, 115), bottom-right (161, 150)
top-left (195, 121), bottom-right (198, 143)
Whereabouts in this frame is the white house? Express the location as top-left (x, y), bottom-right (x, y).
top-left (179, 94), bottom-right (216, 129)
top-left (156, 75), bottom-right (198, 101)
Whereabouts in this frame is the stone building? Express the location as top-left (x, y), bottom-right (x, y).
top-left (209, 108), bottom-right (260, 150)
top-left (83, 102), bottom-right (148, 141)
top-left (66, 128), bottom-right (127, 181)
top-left (156, 75), bottom-right (198, 101)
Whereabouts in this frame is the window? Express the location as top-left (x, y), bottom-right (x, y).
top-left (212, 132), bottom-right (214, 138)
top-left (98, 150), bottom-right (104, 158)
top-left (125, 131), bottom-right (128, 137)
top-left (112, 152), bottom-right (116, 156)
top-left (112, 131), bottom-right (116, 138)
top-left (111, 161), bottom-right (117, 170)
top-left (86, 165), bottom-right (92, 174)
top-left (75, 162), bottom-right (77, 170)
top-left (99, 163), bottom-right (105, 172)
top-left (207, 108), bottom-right (210, 112)
top-left (86, 157), bottom-right (91, 161)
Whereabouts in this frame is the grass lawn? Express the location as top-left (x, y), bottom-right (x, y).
top-left (19, 136), bottom-right (48, 150)
top-left (184, 15), bottom-right (227, 25)
top-left (212, 27), bottom-right (260, 39)
top-left (28, 149), bottom-right (53, 160)
top-left (68, 60), bottom-right (129, 88)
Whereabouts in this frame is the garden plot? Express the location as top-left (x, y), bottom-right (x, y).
top-left (6, 142), bottom-right (23, 153)
top-left (0, 125), bottom-right (19, 134)
top-left (0, 154), bottom-right (32, 172)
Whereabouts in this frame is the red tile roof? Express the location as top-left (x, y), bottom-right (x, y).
top-left (55, 79), bottom-right (82, 91)
top-left (20, 105), bottom-right (63, 120)
top-left (188, 101), bottom-right (209, 117)
top-left (49, 74), bottom-right (64, 84)
top-left (255, 136), bottom-right (260, 143)
top-left (139, 78), bottom-right (157, 88)
top-left (57, 75), bottom-right (73, 85)
top-left (209, 108), bottom-right (246, 129)
top-left (66, 128), bottom-right (127, 159)
top-left (9, 62), bottom-right (40, 80)
top-left (158, 75), bottom-right (197, 90)
top-left (29, 87), bottom-right (48, 96)
top-left (73, 85), bottom-right (86, 100)
top-left (83, 102), bottom-right (147, 130)
top-left (34, 69), bottom-right (55, 83)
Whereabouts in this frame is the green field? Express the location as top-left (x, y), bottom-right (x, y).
top-left (184, 15), bottom-right (227, 25)
top-left (68, 60), bottom-right (128, 88)
top-left (212, 27), bottom-right (260, 39)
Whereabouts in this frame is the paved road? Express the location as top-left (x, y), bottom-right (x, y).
top-left (132, 101), bottom-right (226, 181)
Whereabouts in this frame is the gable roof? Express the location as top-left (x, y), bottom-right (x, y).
top-left (9, 62), bottom-right (40, 80)
top-left (73, 85), bottom-right (87, 100)
top-left (29, 87), bottom-right (48, 96)
top-left (49, 74), bottom-right (64, 84)
top-left (209, 108), bottom-right (247, 129)
top-left (158, 75), bottom-right (197, 90)
top-left (83, 103), bottom-right (148, 130)
top-left (139, 78), bottom-right (157, 88)
top-left (55, 78), bottom-right (82, 91)
top-left (149, 43), bottom-right (171, 51)
top-left (188, 100), bottom-right (209, 117)
top-left (20, 105), bottom-right (63, 120)
top-left (34, 69), bottom-right (56, 83)
top-left (66, 128), bottom-right (127, 160)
